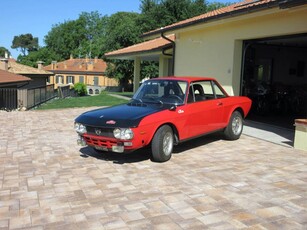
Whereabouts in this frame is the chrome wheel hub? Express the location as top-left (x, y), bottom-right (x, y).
top-left (232, 116), bottom-right (242, 135)
top-left (163, 132), bottom-right (173, 156)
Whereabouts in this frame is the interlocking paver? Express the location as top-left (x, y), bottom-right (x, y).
top-left (0, 108), bottom-right (306, 229)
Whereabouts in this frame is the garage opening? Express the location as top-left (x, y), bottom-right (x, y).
top-left (241, 33), bottom-right (307, 129)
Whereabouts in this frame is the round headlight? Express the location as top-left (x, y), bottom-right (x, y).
top-left (113, 128), bottom-right (121, 139)
top-left (113, 128), bottom-right (134, 140)
top-left (123, 129), bottom-right (134, 140)
top-left (74, 123), bottom-right (87, 134)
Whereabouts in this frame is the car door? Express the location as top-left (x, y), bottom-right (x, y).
top-left (185, 80), bottom-right (225, 138)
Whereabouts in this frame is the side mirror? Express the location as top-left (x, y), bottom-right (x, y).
top-left (169, 105), bottom-right (177, 111)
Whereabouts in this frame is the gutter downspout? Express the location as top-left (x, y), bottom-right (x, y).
top-left (161, 33), bottom-right (175, 75)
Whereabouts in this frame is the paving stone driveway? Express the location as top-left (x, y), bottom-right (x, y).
top-left (0, 108), bottom-right (306, 229)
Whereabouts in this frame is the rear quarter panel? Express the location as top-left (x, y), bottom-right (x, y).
top-left (221, 96), bottom-right (252, 124)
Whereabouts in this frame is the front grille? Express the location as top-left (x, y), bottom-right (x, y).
top-left (86, 126), bottom-right (114, 137)
top-left (84, 135), bottom-right (117, 149)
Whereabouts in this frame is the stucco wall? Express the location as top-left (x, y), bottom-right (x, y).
top-left (49, 74), bottom-right (118, 89)
top-left (174, 6), bottom-right (307, 95)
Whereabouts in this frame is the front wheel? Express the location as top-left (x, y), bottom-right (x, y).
top-left (151, 125), bottom-right (174, 162)
top-left (224, 111), bottom-right (243, 140)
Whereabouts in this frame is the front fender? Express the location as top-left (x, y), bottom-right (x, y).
top-left (135, 109), bottom-right (185, 146)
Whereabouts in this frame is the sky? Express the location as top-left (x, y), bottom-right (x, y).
top-left (0, 0), bottom-right (231, 59)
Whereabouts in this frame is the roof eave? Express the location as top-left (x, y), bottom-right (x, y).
top-left (142, 1), bottom-right (280, 38)
top-left (104, 44), bottom-right (173, 59)
top-left (0, 80), bottom-right (31, 85)
top-left (48, 70), bottom-right (106, 75)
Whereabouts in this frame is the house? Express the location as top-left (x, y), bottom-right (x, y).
top-left (3, 58), bottom-right (53, 89)
top-left (105, 0), bottom-right (307, 128)
top-left (44, 55), bottom-right (118, 94)
top-left (0, 65), bottom-right (31, 109)
top-left (0, 69), bottom-right (31, 88)
top-left (0, 56), bottom-right (55, 110)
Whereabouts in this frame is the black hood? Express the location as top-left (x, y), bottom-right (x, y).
top-left (75, 103), bottom-right (166, 128)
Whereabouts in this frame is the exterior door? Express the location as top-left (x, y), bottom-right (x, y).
top-left (185, 80), bottom-right (225, 138)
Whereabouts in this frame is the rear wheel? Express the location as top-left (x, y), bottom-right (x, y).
top-left (224, 111), bottom-right (243, 140)
top-left (151, 125), bottom-right (173, 162)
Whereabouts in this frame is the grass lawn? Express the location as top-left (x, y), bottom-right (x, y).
top-left (36, 92), bottom-right (131, 110)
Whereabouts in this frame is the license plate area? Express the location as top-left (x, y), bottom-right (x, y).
top-left (112, 145), bottom-right (124, 153)
top-left (95, 146), bottom-right (108, 151)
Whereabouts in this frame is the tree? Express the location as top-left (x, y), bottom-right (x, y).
top-left (0, 47), bottom-right (10, 57)
top-left (103, 12), bottom-right (143, 87)
top-left (139, 0), bottom-right (231, 31)
top-left (11, 33), bottom-right (38, 56)
top-left (44, 19), bottom-right (87, 59)
top-left (102, 12), bottom-right (142, 53)
top-left (17, 47), bottom-right (61, 67)
top-left (44, 11), bottom-right (108, 60)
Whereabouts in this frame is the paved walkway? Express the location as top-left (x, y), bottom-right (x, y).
top-left (243, 120), bottom-right (295, 148)
top-left (0, 108), bottom-right (306, 229)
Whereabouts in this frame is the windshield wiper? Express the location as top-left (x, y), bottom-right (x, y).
top-left (143, 97), bottom-right (164, 106)
top-left (131, 98), bottom-right (143, 104)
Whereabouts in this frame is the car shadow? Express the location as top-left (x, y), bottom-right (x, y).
top-left (79, 146), bottom-right (152, 164)
top-left (173, 132), bottom-right (223, 154)
top-left (79, 132), bottom-right (224, 164)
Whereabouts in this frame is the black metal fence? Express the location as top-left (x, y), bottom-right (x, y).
top-left (25, 84), bottom-right (57, 109)
top-left (57, 85), bottom-right (78, 98)
top-left (0, 84), bottom-right (57, 111)
top-left (0, 88), bottom-right (17, 110)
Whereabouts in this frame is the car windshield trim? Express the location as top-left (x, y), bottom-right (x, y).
top-left (133, 79), bottom-right (187, 106)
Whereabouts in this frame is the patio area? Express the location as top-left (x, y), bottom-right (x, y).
top-left (0, 108), bottom-right (306, 229)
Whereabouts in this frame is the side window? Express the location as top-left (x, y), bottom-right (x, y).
top-left (188, 81), bottom-right (214, 103)
top-left (201, 81), bottom-right (214, 99)
top-left (212, 81), bottom-right (227, 98)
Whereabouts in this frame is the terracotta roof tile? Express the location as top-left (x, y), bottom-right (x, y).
top-left (143, 0), bottom-right (277, 36)
top-left (105, 34), bottom-right (175, 57)
top-left (0, 69), bottom-right (31, 84)
top-left (8, 59), bottom-right (53, 75)
top-left (44, 57), bottom-right (107, 73)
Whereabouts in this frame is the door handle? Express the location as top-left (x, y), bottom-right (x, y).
top-left (217, 102), bottom-right (223, 106)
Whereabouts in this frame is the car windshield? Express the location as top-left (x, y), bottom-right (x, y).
top-left (132, 79), bottom-right (188, 105)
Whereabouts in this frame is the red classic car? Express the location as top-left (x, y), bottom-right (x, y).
top-left (75, 77), bottom-right (252, 162)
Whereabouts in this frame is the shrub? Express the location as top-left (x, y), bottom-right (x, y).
top-left (73, 83), bottom-right (87, 96)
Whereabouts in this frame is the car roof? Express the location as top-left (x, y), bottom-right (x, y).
top-left (149, 76), bottom-right (216, 83)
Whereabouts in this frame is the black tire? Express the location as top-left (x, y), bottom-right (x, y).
top-left (224, 111), bottom-right (243, 140)
top-left (151, 125), bottom-right (174, 162)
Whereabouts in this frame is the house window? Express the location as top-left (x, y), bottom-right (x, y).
top-left (67, 76), bottom-right (75, 84)
top-left (94, 77), bottom-right (99, 86)
top-left (79, 76), bottom-right (84, 83)
top-left (56, 75), bottom-right (63, 84)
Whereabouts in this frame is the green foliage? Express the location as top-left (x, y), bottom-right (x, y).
top-left (17, 47), bottom-right (61, 67)
top-left (106, 60), bottom-right (135, 90)
top-left (44, 19), bottom-right (87, 59)
top-left (141, 61), bottom-right (159, 79)
top-left (102, 12), bottom-right (142, 53)
top-left (11, 33), bottom-right (38, 56)
top-left (73, 82), bottom-right (87, 96)
top-left (103, 12), bottom-right (144, 87)
top-left (0, 47), bottom-right (10, 57)
top-left (139, 0), bottom-right (231, 31)
top-left (44, 11), bottom-right (108, 60)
